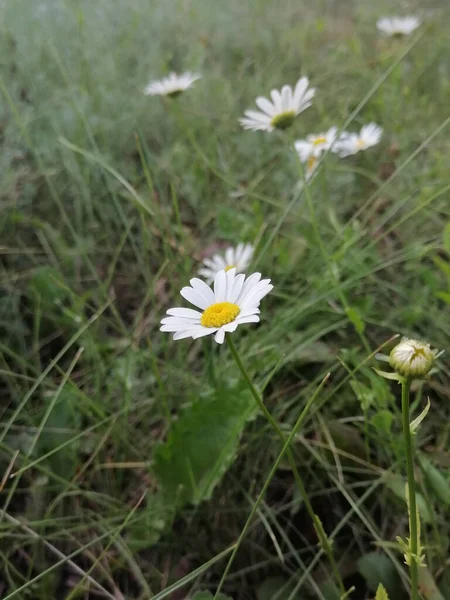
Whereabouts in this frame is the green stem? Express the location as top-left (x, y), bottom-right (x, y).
top-left (401, 377), bottom-right (418, 600)
top-left (226, 335), bottom-right (345, 596)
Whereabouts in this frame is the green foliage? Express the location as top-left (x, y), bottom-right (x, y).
top-left (191, 592), bottom-right (232, 600)
top-left (153, 378), bottom-right (256, 506)
top-left (358, 552), bottom-right (402, 597)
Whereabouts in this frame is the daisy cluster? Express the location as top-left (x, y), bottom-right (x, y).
top-left (152, 15), bottom-right (422, 345)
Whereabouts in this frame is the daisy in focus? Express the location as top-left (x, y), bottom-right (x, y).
top-left (144, 72), bottom-right (201, 97)
top-left (198, 243), bottom-right (254, 284)
top-left (160, 268), bottom-right (273, 344)
top-left (335, 123), bottom-right (382, 157)
top-left (376, 16), bottom-right (421, 37)
top-left (294, 126), bottom-right (339, 179)
top-left (239, 76), bottom-right (315, 132)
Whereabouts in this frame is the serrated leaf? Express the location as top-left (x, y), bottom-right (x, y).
top-left (375, 583), bottom-right (389, 600)
top-left (410, 398), bottom-right (431, 434)
top-left (385, 475), bottom-right (432, 524)
top-left (419, 454), bottom-right (450, 506)
top-left (153, 379), bottom-right (256, 506)
top-left (358, 552), bottom-right (401, 596)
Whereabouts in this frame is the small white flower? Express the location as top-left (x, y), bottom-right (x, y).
top-left (239, 76), bottom-right (316, 133)
top-left (377, 16), bottom-right (421, 36)
top-left (389, 337), bottom-right (439, 378)
top-left (160, 268), bottom-right (273, 344)
top-left (144, 72), bottom-right (201, 97)
top-left (198, 243), bottom-right (254, 284)
top-left (295, 127), bottom-right (340, 160)
top-left (335, 123), bottom-right (383, 157)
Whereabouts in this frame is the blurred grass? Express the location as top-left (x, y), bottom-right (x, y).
top-left (0, 0), bottom-right (449, 598)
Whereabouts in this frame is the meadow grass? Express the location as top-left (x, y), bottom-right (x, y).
top-left (0, 0), bottom-right (449, 598)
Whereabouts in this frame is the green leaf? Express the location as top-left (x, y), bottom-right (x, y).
top-left (257, 577), bottom-right (303, 600)
top-left (410, 398), bottom-right (431, 434)
top-left (419, 455), bottom-right (450, 506)
top-left (358, 552), bottom-right (401, 596)
top-left (375, 583), bottom-right (389, 600)
top-left (443, 222), bottom-right (450, 254)
top-left (345, 306), bottom-right (365, 334)
top-left (418, 567), bottom-right (445, 600)
top-left (153, 379), bottom-right (256, 506)
top-left (371, 410), bottom-right (394, 434)
top-left (385, 475), bottom-right (433, 524)
top-left (372, 368), bottom-right (404, 383)
top-left (436, 291), bottom-right (450, 304)
top-left (433, 256), bottom-right (450, 278)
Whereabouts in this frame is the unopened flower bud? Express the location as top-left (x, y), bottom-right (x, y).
top-left (389, 338), bottom-right (438, 379)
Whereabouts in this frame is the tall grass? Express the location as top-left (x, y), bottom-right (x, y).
top-left (0, 0), bottom-right (449, 598)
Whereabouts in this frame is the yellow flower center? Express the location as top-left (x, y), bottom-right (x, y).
top-left (307, 156), bottom-right (317, 171)
top-left (271, 110), bottom-right (296, 130)
top-left (356, 138), bottom-right (366, 149)
top-left (200, 302), bottom-right (240, 328)
top-left (312, 136), bottom-right (327, 146)
top-left (225, 265), bottom-right (235, 272)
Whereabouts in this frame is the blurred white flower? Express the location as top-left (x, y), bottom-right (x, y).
top-left (389, 337), bottom-right (439, 378)
top-left (295, 127), bottom-right (340, 160)
top-left (160, 268), bottom-right (273, 344)
top-left (239, 76), bottom-right (315, 132)
top-left (377, 16), bottom-right (421, 36)
top-left (294, 127), bottom-right (340, 180)
top-left (198, 243), bottom-right (254, 284)
top-left (335, 123), bottom-right (383, 157)
top-left (144, 72), bottom-right (201, 97)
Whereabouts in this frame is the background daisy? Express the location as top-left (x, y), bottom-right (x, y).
top-left (198, 243), bottom-right (254, 284)
top-left (144, 72), bottom-right (201, 97)
top-left (160, 268), bottom-right (273, 344)
top-left (336, 123), bottom-right (382, 157)
top-left (239, 76), bottom-right (315, 132)
top-left (376, 16), bottom-right (421, 36)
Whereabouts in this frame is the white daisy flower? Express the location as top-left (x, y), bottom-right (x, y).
top-left (239, 76), bottom-right (316, 133)
top-left (335, 123), bottom-right (383, 157)
top-left (294, 126), bottom-right (339, 160)
top-left (144, 72), bottom-right (201, 97)
top-left (198, 243), bottom-right (254, 284)
top-left (389, 337), bottom-right (440, 378)
top-left (376, 16), bottom-right (421, 36)
top-left (160, 268), bottom-right (273, 344)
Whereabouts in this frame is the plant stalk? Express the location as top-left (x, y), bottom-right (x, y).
top-left (401, 377), bottom-right (418, 600)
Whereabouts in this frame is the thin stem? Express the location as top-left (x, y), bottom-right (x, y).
top-left (401, 377), bottom-right (418, 600)
top-left (225, 335), bottom-right (345, 596)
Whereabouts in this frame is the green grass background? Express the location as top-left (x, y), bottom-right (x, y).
top-left (0, 0), bottom-right (449, 598)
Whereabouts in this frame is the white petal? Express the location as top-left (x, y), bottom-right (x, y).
top-left (225, 247), bottom-right (235, 266)
top-left (222, 322), bottom-right (239, 333)
top-left (161, 317), bottom-right (200, 328)
top-left (255, 96), bottom-right (276, 117)
top-left (173, 328), bottom-right (200, 340)
top-left (192, 327), bottom-right (217, 339)
top-left (281, 85), bottom-right (292, 111)
top-left (270, 89), bottom-right (282, 112)
top-left (189, 278), bottom-right (215, 304)
top-left (229, 274), bottom-right (245, 303)
top-left (180, 287), bottom-right (210, 310)
top-left (243, 110), bottom-right (272, 124)
top-left (214, 329), bottom-right (226, 344)
top-left (166, 307), bottom-right (203, 319)
top-left (236, 272), bottom-right (262, 305)
top-left (235, 314), bottom-right (260, 325)
top-left (214, 269), bottom-right (227, 302)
